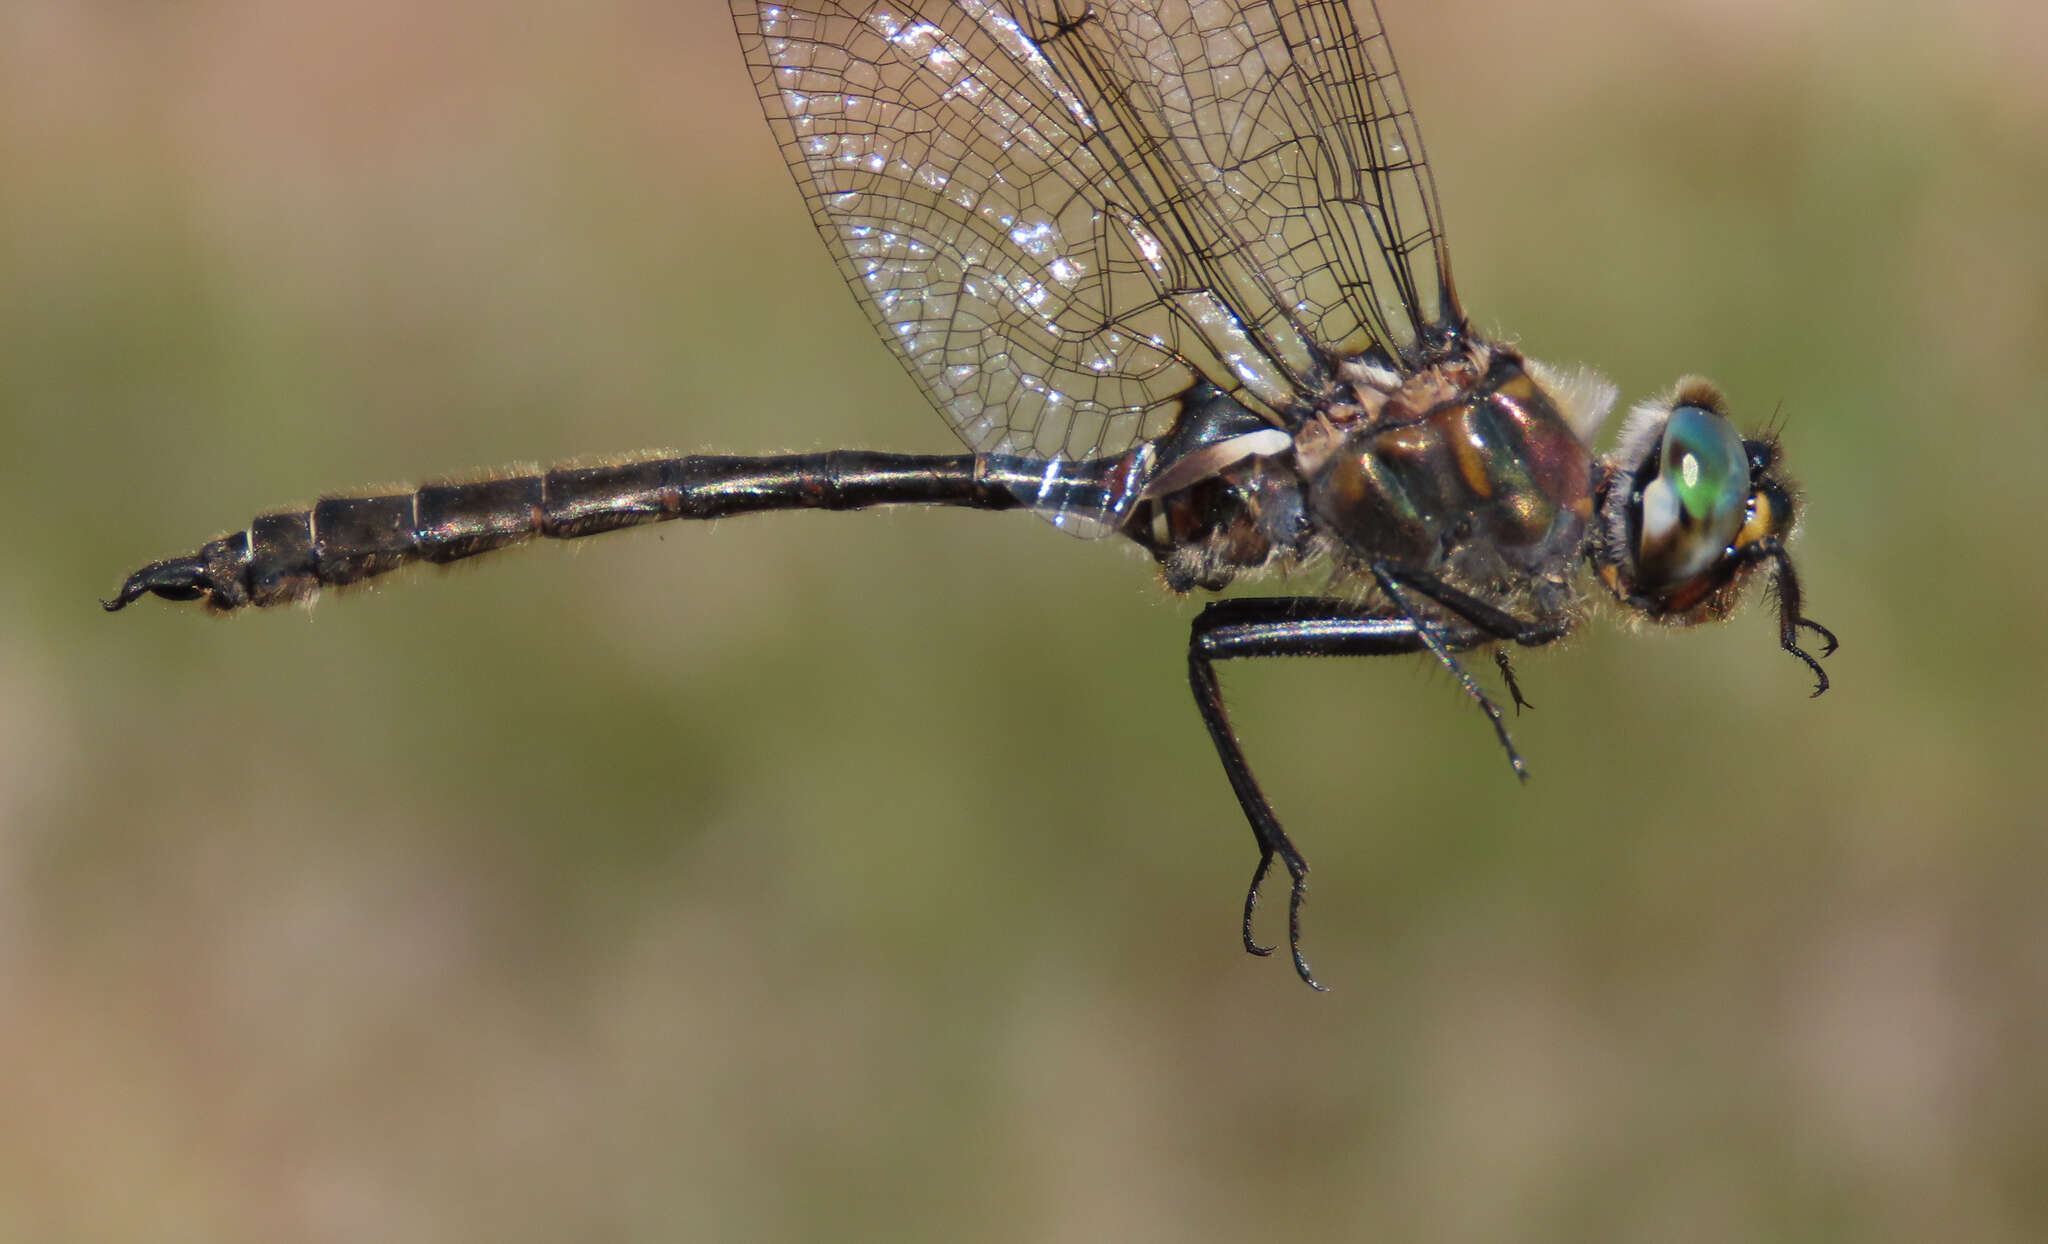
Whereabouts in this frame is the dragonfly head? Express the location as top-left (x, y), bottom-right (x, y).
top-left (1592, 378), bottom-right (1833, 695)
top-left (1597, 379), bottom-right (1758, 616)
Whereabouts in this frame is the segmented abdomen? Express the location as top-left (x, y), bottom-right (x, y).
top-left (104, 452), bottom-right (1058, 613)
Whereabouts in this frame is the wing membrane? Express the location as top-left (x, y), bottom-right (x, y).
top-left (731, 0), bottom-right (1460, 530)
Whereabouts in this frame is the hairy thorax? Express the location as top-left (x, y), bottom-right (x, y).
top-left (1130, 344), bottom-right (1599, 618)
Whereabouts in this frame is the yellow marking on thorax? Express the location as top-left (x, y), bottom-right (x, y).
top-left (1450, 407), bottom-right (1494, 499)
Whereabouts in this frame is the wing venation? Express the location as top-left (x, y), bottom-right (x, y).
top-left (731, 0), bottom-right (1460, 531)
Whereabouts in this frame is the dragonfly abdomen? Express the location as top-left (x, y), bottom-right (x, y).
top-left (103, 451), bottom-right (1106, 613)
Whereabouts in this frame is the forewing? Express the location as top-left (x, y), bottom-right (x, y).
top-left (1094, 0), bottom-right (1462, 362)
top-left (730, 0), bottom-right (1459, 532)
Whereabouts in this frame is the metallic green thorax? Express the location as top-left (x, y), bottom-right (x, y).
top-left (1298, 353), bottom-right (1593, 616)
top-left (1126, 347), bottom-right (1597, 613)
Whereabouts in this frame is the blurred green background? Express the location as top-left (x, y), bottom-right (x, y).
top-left (4, 0), bottom-right (2044, 1239)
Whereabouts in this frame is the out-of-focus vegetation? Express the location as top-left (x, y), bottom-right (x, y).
top-left (3, 1), bottom-right (2043, 1239)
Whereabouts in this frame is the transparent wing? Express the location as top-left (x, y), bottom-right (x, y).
top-left (731, 0), bottom-right (1460, 532)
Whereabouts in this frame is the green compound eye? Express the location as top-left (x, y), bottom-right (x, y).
top-left (1636, 404), bottom-right (1749, 590)
top-left (1661, 405), bottom-right (1746, 524)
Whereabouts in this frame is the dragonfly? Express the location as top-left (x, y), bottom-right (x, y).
top-left (105, 0), bottom-right (1835, 987)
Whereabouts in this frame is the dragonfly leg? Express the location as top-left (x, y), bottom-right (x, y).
top-left (1741, 537), bottom-right (1837, 696)
top-left (1372, 563), bottom-right (1574, 773)
top-left (1190, 597), bottom-right (1462, 988)
top-left (1369, 567), bottom-right (1530, 782)
top-left (1187, 628), bottom-right (1321, 984)
top-left (1494, 649), bottom-right (1534, 714)
top-left (1187, 588), bottom-right (1570, 987)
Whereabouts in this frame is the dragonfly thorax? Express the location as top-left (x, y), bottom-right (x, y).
top-left (1122, 342), bottom-right (1611, 616)
top-left (1298, 344), bottom-right (1598, 614)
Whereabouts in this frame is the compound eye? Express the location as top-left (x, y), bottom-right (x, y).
top-left (1635, 404), bottom-right (1749, 590)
